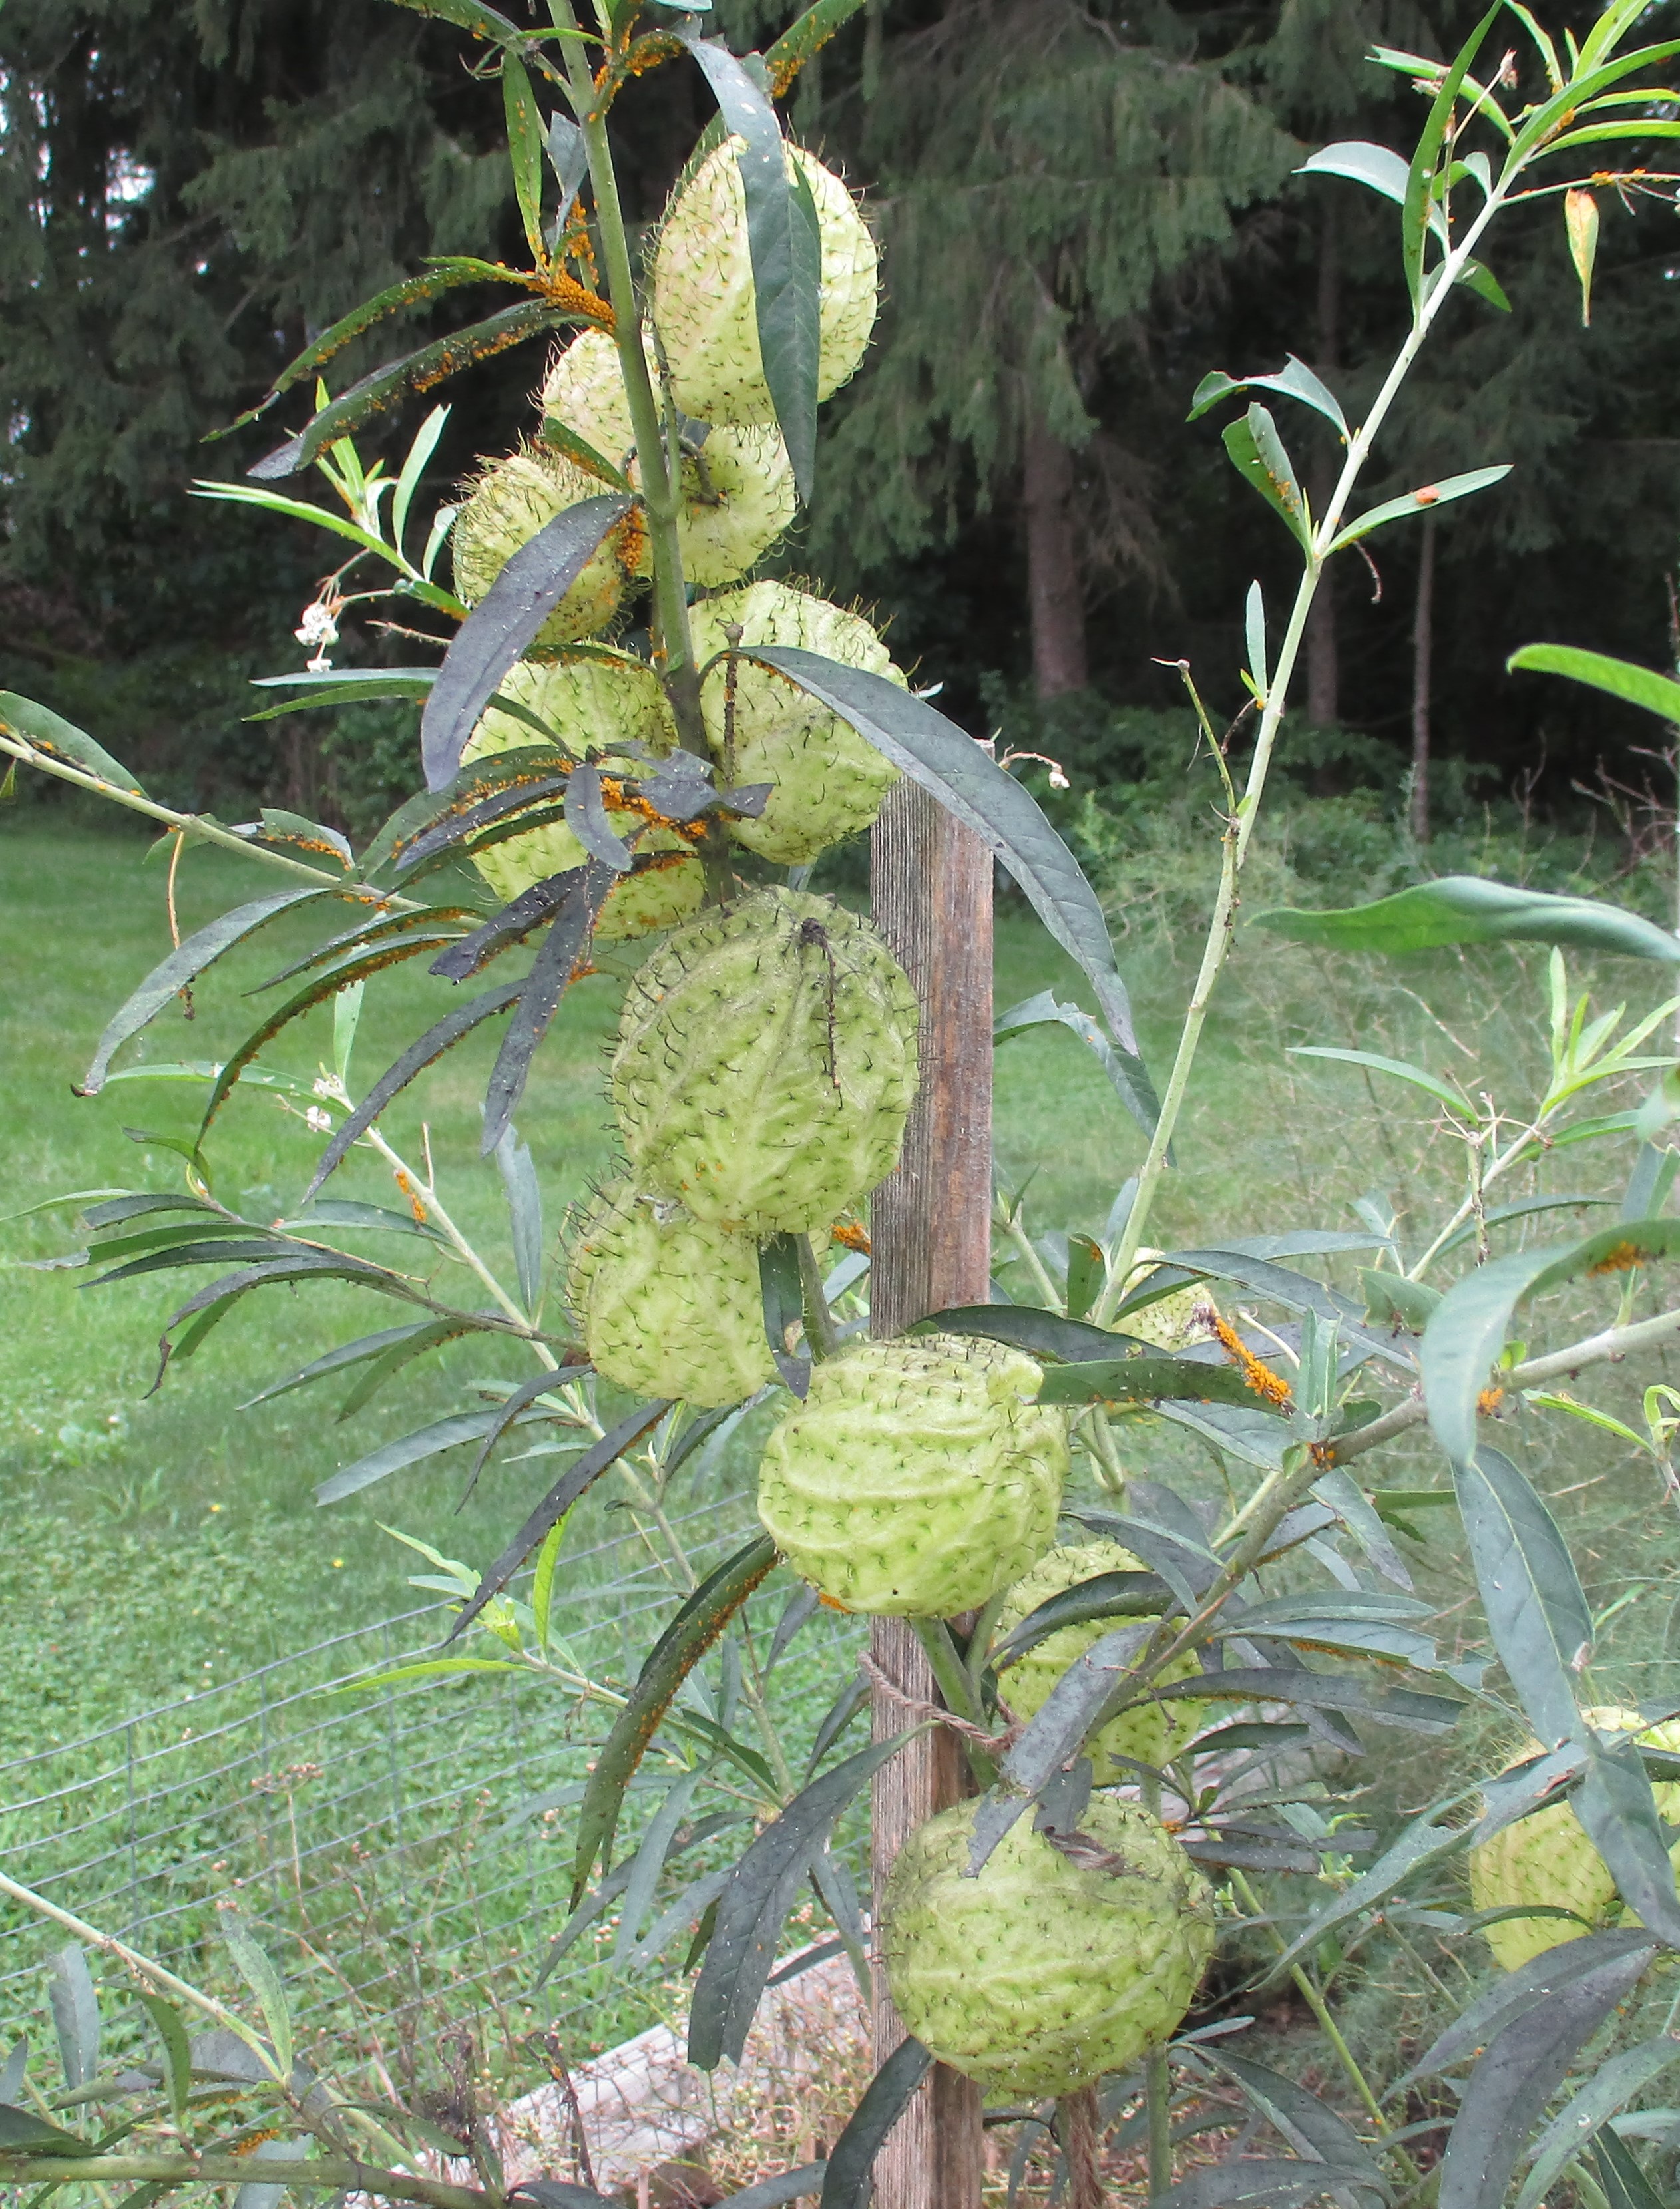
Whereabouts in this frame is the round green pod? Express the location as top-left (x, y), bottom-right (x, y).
top-left (610, 888), bottom-right (918, 1235)
top-left (993, 1540), bottom-right (1205, 1780)
top-left (451, 446), bottom-right (641, 648)
top-left (757, 1334), bottom-right (1067, 1617)
top-left (883, 1795), bottom-right (1213, 2100)
top-left (689, 582), bottom-right (901, 865)
top-left (566, 1178), bottom-right (775, 1409)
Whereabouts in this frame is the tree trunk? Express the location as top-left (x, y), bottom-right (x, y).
top-left (1411, 516), bottom-right (1436, 845)
top-left (1306, 199), bottom-right (1341, 729)
top-left (867, 776), bottom-right (992, 2209)
top-left (1022, 411), bottom-right (1088, 698)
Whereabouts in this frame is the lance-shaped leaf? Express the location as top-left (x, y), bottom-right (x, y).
top-left (48, 1949), bottom-right (99, 2091)
top-left (1572, 1724), bottom-right (1680, 1950)
top-left (562, 761), bottom-right (634, 871)
top-left (1189, 356), bottom-right (1349, 438)
top-left (0, 692), bottom-right (146, 795)
top-left (1450, 1448), bottom-right (1587, 1746)
top-left (244, 1318), bottom-right (463, 1407)
top-left (1037, 1358), bottom-right (1266, 1410)
top-left (0, 2105), bottom-right (91, 2156)
top-left (911, 1305), bottom-right (1150, 1362)
top-left (1196, 2049), bottom-right (1387, 2186)
top-left (1402, 7), bottom-right (1500, 307)
top-left (1251, 875), bottom-right (1680, 964)
top-left (503, 53), bottom-right (548, 266)
top-left (996, 990), bottom-right (1165, 1119)
top-left (689, 1733), bottom-right (917, 2069)
top-left (317, 1406), bottom-right (522, 1506)
top-left (1400, 1926), bottom-right (1655, 2091)
top-left (679, 31), bottom-right (820, 500)
top-left (421, 495), bottom-right (632, 787)
top-left (1592, 2130), bottom-right (1667, 2209)
top-left (1519, 2025), bottom-right (1680, 2207)
top-left (817, 2038), bottom-right (933, 2209)
top-left (446, 1400), bottom-right (669, 1639)
top-left (1147, 1249), bottom-right (1414, 1372)
top-left (1329, 465), bottom-right (1510, 552)
top-left (1221, 405), bottom-right (1312, 550)
top-left (1154, 2162), bottom-right (1341, 2209)
top-left (249, 300), bottom-right (594, 481)
top-left (301, 982), bottom-right (523, 1203)
top-left (990, 1569), bottom-right (1174, 1673)
top-left (747, 649), bottom-right (1158, 1132)
top-left (430, 865), bottom-right (581, 982)
top-left (1510, 642), bottom-right (1680, 727)
top-left (572, 1535), bottom-right (779, 1902)
top-left (481, 862), bottom-right (616, 1152)
top-left (77, 888), bottom-right (335, 1094)
top-left (150, 1253), bottom-right (443, 1391)
top-left (219, 1911), bottom-right (292, 2078)
top-left (763, 0), bottom-right (869, 91)
top-left (1437, 1942), bottom-right (1655, 2209)
top-left (1269, 1802), bottom-right (1472, 1978)
top-left (1157, 1667), bottom-right (1463, 1734)
top-left (136, 1995), bottom-right (192, 2127)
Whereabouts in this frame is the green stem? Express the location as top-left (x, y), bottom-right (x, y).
top-left (363, 1126), bottom-right (553, 1350)
top-left (909, 1617), bottom-right (998, 1787)
top-left (797, 1233), bottom-right (842, 1360)
top-left (1145, 2050), bottom-right (1173, 2196)
top-left (1096, 178), bottom-right (1510, 1310)
top-left (996, 1198), bottom-right (1064, 1313)
top-left (0, 731), bottom-right (419, 906)
top-left (0, 2157), bottom-right (489, 2209)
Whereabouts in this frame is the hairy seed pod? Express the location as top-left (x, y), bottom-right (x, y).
top-left (883, 1796), bottom-right (1214, 2099)
top-left (460, 657), bottom-right (702, 940)
top-left (540, 330), bottom-right (796, 586)
top-left (689, 583), bottom-right (901, 864)
top-left (993, 1541), bottom-right (1205, 1779)
top-left (451, 446), bottom-right (641, 646)
top-left (610, 889), bottom-right (917, 1234)
top-left (1468, 1707), bottom-right (1680, 1971)
top-left (652, 140), bottom-right (879, 427)
top-left (566, 1178), bottom-right (775, 1409)
top-left (757, 1335), bottom-right (1067, 1616)
top-left (1116, 1249), bottom-right (1219, 1350)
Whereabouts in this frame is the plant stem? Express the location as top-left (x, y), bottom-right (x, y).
top-left (1145, 2052), bottom-right (1172, 2197)
top-left (362, 1127), bottom-right (551, 1347)
top-left (909, 1617), bottom-right (998, 1786)
top-left (1097, 180), bottom-right (1509, 1309)
top-left (797, 1233), bottom-right (842, 1359)
top-left (996, 1197), bottom-right (1064, 1312)
top-left (0, 2157), bottom-right (489, 2209)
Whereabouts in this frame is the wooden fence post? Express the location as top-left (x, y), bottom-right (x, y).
top-left (868, 773), bottom-right (993, 2209)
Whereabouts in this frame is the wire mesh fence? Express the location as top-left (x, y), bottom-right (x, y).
top-left (0, 1492), bottom-right (862, 2087)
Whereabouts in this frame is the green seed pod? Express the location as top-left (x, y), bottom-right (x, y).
top-left (883, 1796), bottom-right (1214, 2100)
top-left (1469, 1707), bottom-right (1680, 1971)
top-left (1116, 1250), bottom-right (1219, 1350)
top-left (461, 658), bottom-right (702, 940)
top-left (993, 1541), bottom-right (1205, 1780)
top-left (610, 889), bottom-right (918, 1234)
top-left (689, 583), bottom-right (901, 865)
top-left (566, 1178), bottom-right (775, 1409)
top-left (540, 331), bottom-right (796, 587)
top-left (451, 446), bottom-right (642, 647)
top-left (652, 139), bottom-right (879, 427)
top-left (757, 1335), bottom-right (1067, 1616)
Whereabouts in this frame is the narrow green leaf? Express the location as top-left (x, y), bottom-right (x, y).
top-left (48, 1950), bottom-right (99, 2091)
top-left (503, 53), bottom-right (547, 264)
top-left (1268, 1804), bottom-right (1470, 1977)
top-left (1290, 1045), bottom-right (1468, 1111)
top-left (242, 1320), bottom-right (456, 1408)
top-left (0, 2104), bottom-right (91, 2156)
top-left (0, 693), bottom-right (146, 795)
top-left (1509, 643), bottom-right (1680, 727)
top-left (218, 1910), bottom-right (291, 2078)
top-left (481, 864), bottom-right (616, 1152)
top-left (317, 1410), bottom-right (511, 1506)
top-left (1221, 404), bottom-right (1312, 550)
top-left (392, 406), bottom-right (449, 556)
top-left (994, 991), bottom-right (1154, 1120)
top-left (1593, 2129), bottom-right (1667, 2209)
top-left (1329, 465), bottom-right (1510, 552)
top-left (1188, 355), bottom-right (1348, 438)
top-left (1452, 1447), bottom-right (1589, 1746)
top-left (818, 2039), bottom-right (933, 2209)
top-left (1036, 1358), bottom-right (1268, 1410)
top-left (1403, 9), bottom-right (1501, 307)
top-left (136, 1996), bottom-right (192, 2128)
top-left (749, 650), bottom-right (1158, 1133)
top-left (1251, 875), bottom-right (1680, 964)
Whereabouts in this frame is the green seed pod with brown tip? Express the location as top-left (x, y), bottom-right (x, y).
top-left (610, 889), bottom-right (917, 1235)
top-left (993, 1541), bottom-right (1205, 1779)
top-left (756, 1335), bottom-right (1067, 1616)
top-left (689, 582), bottom-right (901, 864)
top-left (883, 1796), bottom-right (1213, 2100)
top-left (1468, 1707), bottom-right (1680, 1971)
top-left (451, 446), bottom-right (642, 647)
top-left (652, 140), bottom-right (879, 427)
top-left (566, 1178), bottom-right (775, 1409)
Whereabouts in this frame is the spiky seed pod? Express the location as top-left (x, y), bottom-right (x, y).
top-left (993, 1541), bottom-right (1205, 1778)
top-left (461, 658), bottom-right (701, 940)
top-left (451, 447), bottom-right (642, 647)
top-left (688, 584), bottom-right (901, 864)
top-left (540, 331), bottom-right (796, 587)
top-left (757, 1335), bottom-right (1067, 1616)
top-left (566, 1178), bottom-right (775, 1409)
top-left (652, 139), bottom-right (879, 427)
top-left (1468, 1707), bottom-right (1680, 1971)
top-left (883, 1796), bottom-right (1214, 2099)
top-left (610, 889), bottom-right (917, 1234)
top-left (1116, 1249), bottom-right (1219, 1351)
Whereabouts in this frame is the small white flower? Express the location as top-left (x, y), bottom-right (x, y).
top-left (305, 650), bottom-right (333, 674)
top-left (304, 1105), bottom-right (332, 1134)
top-left (295, 600), bottom-right (339, 648)
top-left (312, 1076), bottom-right (336, 1099)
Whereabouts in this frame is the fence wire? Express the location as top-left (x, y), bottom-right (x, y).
top-left (0, 1494), bottom-right (861, 2081)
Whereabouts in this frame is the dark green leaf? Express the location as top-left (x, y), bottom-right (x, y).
top-left (242, 1320), bottom-right (459, 1408)
top-left (1155, 2162), bottom-right (1339, 2209)
top-left (1402, 5), bottom-right (1498, 304)
top-left (720, 2166), bottom-right (826, 2209)
top-left (0, 692), bottom-right (145, 795)
top-left (136, 1998), bottom-right (191, 2128)
top-left (386, 0), bottom-right (527, 41)
top-left (249, 300), bottom-right (592, 481)
top-left (1152, 1249), bottom-right (1414, 1372)
top-left (573, 1535), bottom-right (778, 1902)
top-left (1572, 1726), bottom-right (1680, 1949)
top-left (446, 1400), bottom-right (669, 1639)
top-left (1592, 2129), bottom-right (1668, 2209)
top-left (300, 983), bottom-right (523, 1201)
top-left (1329, 466), bottom-right (1510, 552)
top-left (481, 864), bottom-right (616, 1152)
top-left (990, 1570), bottom-right (1173, 1673)
top-left (564, 761), bottom-right (634, 872)
top-left (0, 2104), bottom-right (91, 2156)
top-left (1311, 1469), bottom-right (1414, 1590)
top-left (428, 860), bottom-right (580, 981)
top-left (218, 1911), bottom-right (291, 2077)
top-left (77, 889), bottom-right (334, 1094)
top-left (1157, 1668), bottom-right (1462, 1734)
top-left (678, 32), bottom-right (819, 500)
top-left (750, 649), bottom-right (1158, 1133)
top-left (503, 53), bottom-right (547, 265)
top-left (910, 1305), bottom-right (1149, 1362)
top-left (1251, 875), bottom-right (1680, 964)
top-left (817, 2039), bottom-right (933, 2209)
top-left (421, 495), bottom-right (632, 787)
top-left (48, 1950), bottom-right (99, 2091)
top-left (763, 0), bottom-right (869, 91)
top-left (996, 990), bottom-right (1151, 1122)
top-left (688, 1734), bottom-right (917, 2070)
top-left (339, 1320), bottom-right (485, 1420)
top-left (1509, 643), bottom-right (1680, 726)
top-left (1221, 405), bottom-right (1312, 550)
top-left (1432, 1192), bottom-right (1615, 1261)
top-left (1450, 1448), bottom-right (1587, 1746)
top-left (1270, 1805), bottom-right (1471, 1978)
top-left (1064, 1233), bottom-right (1104, 1322)
top-left (760, 1233), bottom-right (811, 1396)
top-left (1401, 1928), bottom-right (1654, 2090)
top-left (1197, 2049), bottom-right (1386, 2180)
top-left (317, 1410), bottom-right (513, 1506)
top-left (495, 1123), bottom-right (544, 1315)
top-left (1438, 1943), bottom-right (1655, 2209)
top-left (1188, 355), bottom-right (1348, 437)
top-left (1037, 1358), bottom-right (1266, 1409)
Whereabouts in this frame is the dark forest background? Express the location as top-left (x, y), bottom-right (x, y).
top-left (2, 0), bottom-right (1677, 847)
